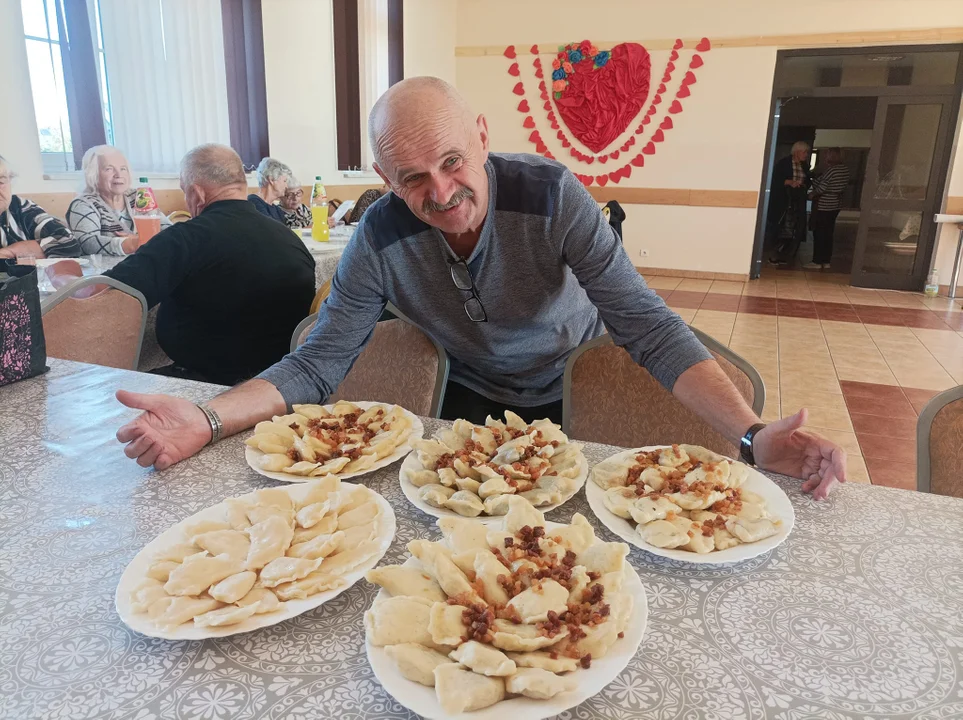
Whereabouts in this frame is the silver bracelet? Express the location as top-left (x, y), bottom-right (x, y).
top-left (196, 403), bottom-right (223, 445)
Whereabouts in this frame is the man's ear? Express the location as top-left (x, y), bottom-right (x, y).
top-left (476, 114), bottom-right (490, 155)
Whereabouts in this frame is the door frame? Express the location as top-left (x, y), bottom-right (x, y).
top-left (751, 43), bottom-right (963, 284)
top-left (850, 95), bottom-right (959, 290)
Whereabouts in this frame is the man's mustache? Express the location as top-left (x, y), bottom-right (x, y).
top-left (424, 187), bottom-right (473, 214)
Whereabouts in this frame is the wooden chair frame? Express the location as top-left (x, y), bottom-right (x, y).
top-left (916, 384), bottom-right (963, 493)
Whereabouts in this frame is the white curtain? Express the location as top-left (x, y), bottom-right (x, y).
top-left (98, 0), bottom-right (230, 174)
top-left (358, 0), bottom-right (390, 170)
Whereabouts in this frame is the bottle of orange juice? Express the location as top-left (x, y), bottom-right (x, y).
top-left (132, 177), bottom-right (163, 248)
top-left (311, 176), bottom-right (329, 241)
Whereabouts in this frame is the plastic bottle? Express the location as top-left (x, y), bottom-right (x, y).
top-left (132, 177), bottom-right (163, 246)
top-left (924, 269), bottom-right (940, 298)
top-left (311, 176), bottom-right (329, 241)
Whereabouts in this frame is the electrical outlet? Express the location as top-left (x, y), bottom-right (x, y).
top-left (639, 248), bottom-right (649, 257)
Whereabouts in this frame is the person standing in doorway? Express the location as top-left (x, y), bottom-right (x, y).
top-left (804, 148), bottom-right (850, 271)
top-left (768, 141), bottom-right (811, 267)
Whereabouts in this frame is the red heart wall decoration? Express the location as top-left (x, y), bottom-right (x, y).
top-left (660, 116), bottom-right (673, 130)
top-left (530, 44), bottom-right (539, 54)
top-left (508, 63), bottom-right (520, 76)
top-left (631, 154), bottom-right (645, 167)
top-left (682, 71), bottom-right (697, 86)
top-left (676, 85), bottom-right (690, 98)
top-left (696, 37), bottom-right (711, 52)
top-left (523, 116), bottom-right (535, 128)
top-left (517, 99), bottom-right (529, 113)
top-left (689, 55), bottom-right (704, 69)
top-left (504, 45), bottom-right (516, 59)
top-left (651, 128), bottom-right (665, 143)
top-left (513, 82), bottom-right (524, 95)
top-left (596, 175), bottom-right (608, 186)
top-left (642, 142), bottom-right (656, 155)
top-left (668, 99), bottom-right (683, 113)
top-left (672, 38), bottom-right (683, 50)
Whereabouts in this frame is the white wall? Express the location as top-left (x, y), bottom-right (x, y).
top-left (404, 0), bottom-right (457, 85)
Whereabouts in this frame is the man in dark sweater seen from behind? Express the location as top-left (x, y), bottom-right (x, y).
top-left (104, 144), bottom-right (315, 385)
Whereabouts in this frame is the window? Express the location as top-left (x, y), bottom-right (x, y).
top-left (21, 0), bottom-right (244, 175)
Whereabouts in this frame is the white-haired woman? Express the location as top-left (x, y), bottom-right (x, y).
top-left (248, 157), bottom-right (290, 224)
top-left (66, 145), bottom-right (171, 255)
top-left (278, 175), bottom-right (313, 229)
top-left (0, 154), bottom-right (79, 259)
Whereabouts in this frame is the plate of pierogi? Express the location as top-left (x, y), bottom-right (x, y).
top-left (364, 496), bottom-right (647, 719)
top-left (116, 477), bottom-right (394, 639)
top-left (586, 444), bottom-right (794, 564)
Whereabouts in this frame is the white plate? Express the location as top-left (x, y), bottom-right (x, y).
top-left (586, 446), bottom-right (795, 565)
top-left (34, 257), bottom-right (90, 267)
top-left (115, 481), bottom-right (395, 640)
top-left (245, 401), bottom-right (424, 484)
top-left (399, 450), bottom-right (588, 525)
top-left (366, 521), bottom-right (648, 720)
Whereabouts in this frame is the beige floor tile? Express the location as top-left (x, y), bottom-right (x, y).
top-left (645, 276), bottom-right (684, 290)
top-left (834, 366), bottom-right (899, 385)
top-left (806, 427), bottom-right (862, 457)
top-left (676, 278), bottom-right (713, 291)
top-left (877, 291), bottom-right (929, 309)
top-left (919, 296), bottom-right (960, 311)
top-left (786, 404), bottom-right (854, 431)
top-left (781, 388), bottom-right (849, 411)
top-left (890, 369), bottom-right (956, 392)
top-left (761, 407), bottom-right (781, 423)
top-left (668, 306), bottom-right (697, 322)
top-left (742, 284), bottom-right (777, 298)
top-left (845, 455), bottom-right (871, 484)
top-left (708, 280), bottom-right (746, 295)
top-left (820, 319), bottom-right (871, 337)
top-left (780, 374), bottom-right (842, 395)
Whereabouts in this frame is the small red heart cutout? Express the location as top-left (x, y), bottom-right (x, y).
top-left (631, 154), bottom-right (645, 167)
top-left (517, 100), bottom-right (530, 113)
top-left (652, 94), bottom-right (662, 106)
top-left (690, 55), bottom-right (704, 69)
top-left (647, 106), bottom-right (657, 116)
top-left (676, 85), bottom-right (690, 98)
top-left (544, 151), bottom-right (555, 160)
top-left (668, 99), bottom-right (683, 114)
top-left (666, 61), bottom-right (675, 72)
top-left (534, 67), bottom-right (543, 79)
top-left (657, 83), bottom-right (666, 94)
top-left (540, 91), bottom-right (549, 101)
top-left (529, 131), bottom-right (541, 143)
top-left (585, 156), bottom-right (594, 165)
top-left (513, 82), bottom-right (524, 95)
top-left (596, 175), bottom-right (608, 187)
top-left (608, 171), bottom-right (621, 184)
top-left (547, 111), bottom-right (556, 121)
top-left (660, 116), bottom-right (673, 130)
top-left (523, 116), bottom-right (535, 129)
top-left (535, 142), bottom-right (548, 153)
top-left (598, 156), bottom-right (608, 164)
top-left (557, 130), bottom-right (566, 141)
top-left (581, 175), bottom-right (593, 187)
top-left (610, 150), bottom-right (620, 160)
top-left (673, 38), bottom-right (683, 50)
top-left (669, 50), bottom-right (679, 62)
top-left (682, 71), bottom-right (697, 85)
top-left (626, 136), bottom-right (636, 146)
top-left (621, 164), bottom-right (633, 179)
top-left (561, 138), bottom-right (570, 148)
top-left (642, 142), bottom-right (656, 155)
top-left (652, 128), bottom-right (665, 143)
top-left (550, 121), bottom-right (559, 130)
top-left (508, 63), bottom-right (520, 76)
top-left (544, 101), bottom-right (552, 111)
top-left (538, 80), bottom-right (546, 92)
top-left (696, 37), bottom-right (711, 52)
top-left (504, 45), bottom-right (517, 59)
top-left (641, 116), bottom-right (651, 126)
top-left (530, 44), bottom-right (539, 55)
top-left (571, 148), bottom-right (580, 159)
top-left (662, 73), bottom-right (672, 83)
top-left (620, 144), bottom-right (628, 153)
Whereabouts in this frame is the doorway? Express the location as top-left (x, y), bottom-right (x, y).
top-left (751, 45), bottom-right (963, 290)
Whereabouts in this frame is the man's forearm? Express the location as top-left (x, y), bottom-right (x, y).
top-left (671, 358), bottom-right (760, 446)
top-left (208, 379), bottom-right (287, 438)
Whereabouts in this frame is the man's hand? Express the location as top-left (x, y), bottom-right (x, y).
top-left (752, 409), bottom-right (846, 500)
top-left (121, 234), bottom-right (141, 254)
top-left (116, 390), bottom-right (212, 469)
top-left (0, 240), bottom-right (44, 259)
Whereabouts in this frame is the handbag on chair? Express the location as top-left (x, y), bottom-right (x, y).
top-left (0, 265), bottom-right (48, 386)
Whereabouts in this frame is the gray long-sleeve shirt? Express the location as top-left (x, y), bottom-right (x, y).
top-left (259, 153), bottom-right (711, 407)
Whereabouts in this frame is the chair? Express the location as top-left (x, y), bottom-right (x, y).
top-left (917, 385), bottom-right (963, 497)
top-left (563, 328), bottom-right (765, 456)
top-left (309, 280), bottom-right (331, 314)
top-left (167, 210), bottom-right (192, 224)
top-left (290, 304), bottom-right (449, 417)
top-left (41, 276), bottom-right (148, 370)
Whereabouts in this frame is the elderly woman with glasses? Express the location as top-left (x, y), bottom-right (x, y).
top-left (278, 177), bottom-right (313, 229)
top-left (66, 145), bottom-right (172, 255)
top-left (248, 157), bottom-right (290, 224)
top-left (0, 154), bottom-right (79, 260)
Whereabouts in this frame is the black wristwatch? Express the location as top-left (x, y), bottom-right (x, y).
top-left (739, 423), bottom-right (767, 466)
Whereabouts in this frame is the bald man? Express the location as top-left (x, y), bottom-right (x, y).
top-left (102, 143), bottom-right (315, 385)
top-left (116, 79), bottom-right (846, 499)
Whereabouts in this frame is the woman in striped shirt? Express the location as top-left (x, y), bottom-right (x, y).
top-left (805, 148), bottom-right (850, 270)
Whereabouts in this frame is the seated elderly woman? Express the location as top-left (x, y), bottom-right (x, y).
top-left (248, 157), bottom-right (290, 224)
top-left (279, 176), bottom-right (312, 229)
top-left (66, 145), bottom-right (172, 255)
top-left (0, 154), bottom-right (79, 260)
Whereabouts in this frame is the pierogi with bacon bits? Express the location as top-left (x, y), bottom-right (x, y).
top-left (593, 444), bottom-right (781, 553)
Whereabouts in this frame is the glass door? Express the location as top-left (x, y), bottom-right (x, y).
top-left (851, 97), bottom-right (955, 290)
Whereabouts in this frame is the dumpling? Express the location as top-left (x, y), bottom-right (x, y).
top-left (679, 443), bottom-right (726, 465)
top-left (506, 667), bottom-right (576, 700)
top-left (547, 513), bottom-right (596, 554)
top-left (483, 494), bottom-right (513, 516)
top-left (145, 560), bottom-right (180, 583)
top-left (286, 530), bottom-right (344, 560)
top-left (245, 515), bottom-right (295, 570)
top-left (193, 602), bottom-right (260, 628)
top-left (291, 402), bottom-right (330, 420)
top-left (665, 488), bottom-right (726, 511)
top-left (490, 618), bottom-right (569, 652)
top-left (181, 518), bottom-right (231, 538)
top-left (163, 553), bottom-right (243, 596)
top-left (208, 570), bottom-right (257, 603)
top-left (223, 498), bottom-right (254, 531)
top-left (471, 426), bottom-right (498, 454)
top-left (658, 445), bottom-right (689, 467)
top-left (438, 516), bottom-right (489, 553)
top-left (292, 516), bottom-right (338, 545)
top-left (433, 663), bottom-right (505, 715)
top-left (473, 550), bottom-right (511, 605)
top-left (429, 602), bottom-right (468, 646)
top-left (236, 587), bottom-right (283, 614)
top-left (726, 516), bottom-right (779, 543)
top-left (445, 490), bottom-right (485, 517)
top-left (419, 484), bottom-right (455, 509)
top-left (507, 580), bottom-right (568, 623)
top-left (383, 643), bottom-right (451, 687)
top-left (365, 565), bottom-right (447, 602)
top-left (404, 468), bottom-right (441, 488)
top-left (629, 496), bottom-right (682, 525)
top-left (258, 556), bottom-right (325, 588)
top-left (453, 457), bottom-right (482, 481)
top-left (191, 530), bottom-right (250, 564)
top-left (504, 495), bottom-right (545, 535)
top-left (577, 542), bottom-right (629, 575)
top-left (507, 651), bottom-right (579, 673)
top-left (449, 640), bottom-right (516, 676)
top-left (337, 501), bottom-right (380, 530)
top-left (152, 543), bottom-right (200, 564)
top-left (146, 595), bottom-right (174, 620)
top-left (154, 596), bottom-right (222, 630)
top-left (296, 476), bottom-right (340, 509)
top-left (566, 566), bottom-right (591, 603)
top-left (274, 570), bottom-right (345, 601)
top-left (341, 523), bottom-right (378, 552)
top-left (312, 541), bottom-right (379, 576)
top-left (259, 454), bottom-right (295, 472)
top-left (245, 504), bottom-right (295, 527)
top-left (451, 549), bottom-right (483, 577)
top-left (518, 488), bottom-right (561, 507)
top-left (640, 519), bottom-right (690, 549)
top-left (727, 461), bottom-right (750, 488)
top-left (604, 487), bottom-right (639, 519)
top-left (591, 457), bottom-right (633, 489)
top-left (364, 595), bottom-right (445, 649)
top-left (503, 410), bottom-right (529, 430)
top-left (129, 579), bottom-right (167, 614)
top-left (437, 468), bottom-right (459, 487)
top-left (478, 477), bottom-right (514, 500)
top-left (407, 540), bottom-right (483, 605)
top-left (295, 500), bottom-right (334, 529)
top-left (330, 485), bottom-right (369, 514)
top-left (253, 487), bottom-right (294, 511)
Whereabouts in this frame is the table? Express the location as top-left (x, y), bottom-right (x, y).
top-left (2, 360), bottom-right (962, 719)
top-left (300, 226), bottom-right (353, 289)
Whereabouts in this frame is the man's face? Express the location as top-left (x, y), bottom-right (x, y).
top-left (375, 113), bottom-right (490, 235)
top-left (0, 164), bottom-right (11, 215)
top-left (98, 149), bottom-right (131, 197)
top-left (280, 187), bottom-right (303, 210)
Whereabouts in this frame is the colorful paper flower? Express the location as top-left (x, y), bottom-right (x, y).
top-left (552, 68), bottom-right (567, 81)
top-left (568, 49), bottom-right (583, 63)
top-left (552, 79), bottom-right (566, 92)
top-left (579, 39), bottom-right (592, 55)
top-left (562, 61), bottom-right (573, 73)
top-left (594, 50), bottom-right (610, 67)
top-left (589, 45), bottom-right (599, 57)
top-left (551, 58), bottom-right (561, 70)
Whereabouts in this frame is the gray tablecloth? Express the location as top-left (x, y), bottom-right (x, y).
top-left (1, 359), bottom-right (962, 719)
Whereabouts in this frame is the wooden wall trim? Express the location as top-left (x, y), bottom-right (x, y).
top-left (455, 27), bottom-right (963, 56)
top-left (638, 267), bottom-right (750, 282)
top-left (945, 196), bottom-right (963, 215)
top-left (588, 187), bottom-right (758, 208)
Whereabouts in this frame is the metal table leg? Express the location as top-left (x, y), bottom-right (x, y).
top-left (950, 225), bottom-right (963, 300)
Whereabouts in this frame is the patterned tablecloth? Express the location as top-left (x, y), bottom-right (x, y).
top-left (2, 359), bottom-right (962, 720)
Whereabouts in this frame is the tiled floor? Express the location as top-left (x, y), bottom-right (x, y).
top-left (645, 269), bottom-right (963, 491)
